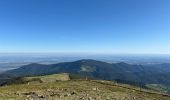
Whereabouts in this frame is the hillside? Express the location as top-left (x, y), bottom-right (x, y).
top-left (1, 59), bottom-right (170, 88)
top-left (0, 73), bottom-right (170, 100)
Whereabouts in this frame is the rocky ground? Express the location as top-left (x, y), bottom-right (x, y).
top-left (0, 80), bottom-right (170, 100)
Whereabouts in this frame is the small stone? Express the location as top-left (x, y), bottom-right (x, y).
top-left (79, 97), bottom-right (85, 99)
top-left (71, 91), bottom-right (76, 95)
top-left (38, 95), bottom-right (45, 98)
top-left (67, 93), bottom-right (71, 96)
top-left (88, 97), bottom-right (92, 100)
top-left (133, 97), bottom-right (136, 100)
top-left (92, 87), bottom-right (99, 91)
top-left (47, 89), bottom-right (52, 92)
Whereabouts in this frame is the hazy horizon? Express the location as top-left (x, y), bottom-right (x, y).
top-left (1, 52), bottom-right (170, 72)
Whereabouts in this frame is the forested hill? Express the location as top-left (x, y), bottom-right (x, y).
top-left (1, 59), bottom-right (170, 88)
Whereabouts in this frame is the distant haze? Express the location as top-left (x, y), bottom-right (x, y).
top-left (0, 53), bottom-right (170, 72)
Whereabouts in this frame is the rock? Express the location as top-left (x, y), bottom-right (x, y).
top-left (67, 93), bottom-right (71, 96)
top-left (50, 92), bottom-right (56, 97)
top-left (47, 89), bottom-right (52, 92)
top-left (88, 97), bottom-right (92, 100)
top-left (38, 94), bottom-right (45, 98)
top-left (92, 87), bottom-right (99, 91)
top-left (92, 87), bottom-right (96, 91)
top-left (71, 91), bottom-right (77, 95)
top-left (79, 97), bottom-right (85, 99)
top-left (133, 97), bottom-right (136, 100)
top-left (23, 92), bottom-right (36, 95)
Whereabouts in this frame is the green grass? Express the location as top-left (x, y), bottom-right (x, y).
top-left (24, 73), bottom-right (70, 83)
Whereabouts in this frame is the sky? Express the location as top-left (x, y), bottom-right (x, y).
top-left (0, 0), bottom-right (170, 54)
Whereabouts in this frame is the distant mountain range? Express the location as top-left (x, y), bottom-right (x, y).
top-left (1, 59), bottom-right (170, 88)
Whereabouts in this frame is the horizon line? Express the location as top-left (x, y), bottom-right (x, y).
top-left (0, 52), bottom-right (170, 56)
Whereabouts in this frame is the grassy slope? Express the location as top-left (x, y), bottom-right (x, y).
top-left (0, 74), bottom-right (170, 100)
top-left (25, 73), bottom-right (70, 83)
top-left (146, 84), bottom-right (170, 94)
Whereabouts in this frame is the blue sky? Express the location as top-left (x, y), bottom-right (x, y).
top-left (0, 0), bottom-right (170, 54)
